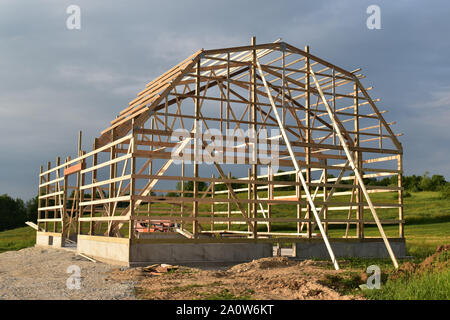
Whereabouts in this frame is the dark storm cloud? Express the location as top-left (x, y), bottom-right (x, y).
top-left (0, 0), bottom-right (449, 199)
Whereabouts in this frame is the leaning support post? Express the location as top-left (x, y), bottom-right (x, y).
top-left (309, 67), bottom-right (399, 269)
top-left (256, 58), bottom-right (340, 271)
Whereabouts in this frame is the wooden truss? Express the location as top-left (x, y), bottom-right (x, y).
top-left (37, 38), bottom-right (404, 269)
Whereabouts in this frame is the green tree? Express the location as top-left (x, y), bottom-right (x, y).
top-left (25, 196), bottom-right (39, 223)
top-left (0, 194), bottom-right (26, 231)
top-left (175, 180), bottom-right (209, 197)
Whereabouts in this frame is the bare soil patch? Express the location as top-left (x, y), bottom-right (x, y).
top-left (107, 257), bottom-right (363, 300)
top-left (0, 247), bottom-right (367, 300)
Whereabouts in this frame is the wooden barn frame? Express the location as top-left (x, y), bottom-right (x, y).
top-left (37, 38), bottom-right (404, 269)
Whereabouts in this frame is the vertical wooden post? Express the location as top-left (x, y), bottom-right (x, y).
top-left (398, 154), bottom-right (404, 238)
top-left (323, 161), bottom-right (328, 235)
top-left (45, 161), bottom-right (50, 232)
top-left (62, 158), bottom-right (68, 238)
top-left (78, 151), bottom-right (86, 235)
top-left (220, 82), bottom-right (224, 134)
top-left (267, 165), bottom-right (272, 233)
top-left (226, 52), bottom-right (230, 133)
top-left (164, 96), bottom-right (168, 129)
top-left (38, 165), bottom-right (43, 231)
top-left (247, 168), bottom-right (252, 235)
top-left (282, 45), bottom-right (286, 125)
top-left (129, 122), bottom-right (136, 240)
top-left (148, 118), bottom-right (154, 221)
top-left (305, 45), bottom-right (312, 238)
top-left (54, 157), bottom-right (60, 233)
top-left (77, 131), bottom-right (82, 156)
top-left (109, 130), bottom-right (116, 212)
top-left (227, 171), bottom-right (231, 231)
top-left (211, 174), bottom-right (215, 232)
top-left (90, 140), bottom-right (97, 235)
top-left (296, 170), bottom-right (301, 234)
top-left (354, 82), bottom-right (364, 238)
top-left (193, 57), bottom-right (200, 238)
top-left (251, 36), bottom-right (258, 239)
top-left (75, 131), bottom-right (82, 235)
top-left (332, 68), bottom-right (337, 148)
top-left (181, 161), bottom-right (185, 230)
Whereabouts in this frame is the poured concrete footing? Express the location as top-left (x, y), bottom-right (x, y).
top-left (77, 235), bottom-right (273, 266)
top-left (293, 238), bottom-right (406, 259)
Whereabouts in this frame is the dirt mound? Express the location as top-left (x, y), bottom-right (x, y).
top-left (107, 257), bottom-right (361, 300)
top-left (391, 244), bottom-right (450, 280)
top-left (420, 244), bottom-right (450, 271)
top-left (228, 257), bottom-right (294, 273)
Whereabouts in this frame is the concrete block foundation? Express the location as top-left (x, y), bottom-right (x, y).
top-left (293, 238), bottom-right (406, 259)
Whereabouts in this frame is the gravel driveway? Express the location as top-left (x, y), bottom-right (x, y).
top-left (0, 247), bottom-right (136, 300)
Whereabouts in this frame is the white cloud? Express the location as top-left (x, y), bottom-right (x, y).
top-left (56, 64), bottom-right (149, 97)
top-left (148, 33), bottom-right (241, 62)
top-left (427, 86), bottom-right (450, 109)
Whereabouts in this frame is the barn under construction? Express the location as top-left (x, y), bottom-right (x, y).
top-left (36, 38), bottom-right (406, 269)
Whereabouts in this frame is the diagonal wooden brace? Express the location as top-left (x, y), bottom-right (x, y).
top-left (257, 58), bottom-right (340, 270)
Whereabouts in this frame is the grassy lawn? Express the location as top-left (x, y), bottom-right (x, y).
top-left (0, 226), bottom-right (35, 254)
top-left (363, 269), bottom-right (450, 300)
top-left (360, 191), bottom-right (449, 258)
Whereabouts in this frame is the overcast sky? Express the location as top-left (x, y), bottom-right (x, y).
top-left (1, 0), bottom-right (449, 200)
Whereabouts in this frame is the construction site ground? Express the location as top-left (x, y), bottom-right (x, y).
top-left (0, 247), bottom-right (136, 300)
top-left (0, 246), bottom-right (364, 300)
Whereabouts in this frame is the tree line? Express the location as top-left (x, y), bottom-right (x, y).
top-left (166, 172), bottom-right (449, 195)
top-left (0, 195), bottom-right (37, 232)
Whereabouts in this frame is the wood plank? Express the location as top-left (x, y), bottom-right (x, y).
top-left (63, 162), bottom-right (85, 176)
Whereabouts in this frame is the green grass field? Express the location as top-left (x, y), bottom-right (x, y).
top-left (363, 269), bottom-right (450, 300)
top-left (1, 191), bottom-right (448, 256)
top-left (0, 191), bottom-right (448, 299)
top-left (0, 226), bottom-right (36, 253)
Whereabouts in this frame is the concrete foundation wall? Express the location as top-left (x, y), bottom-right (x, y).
top-left (130, 242), bottom-right (273, 265)
top-left (76, 235), bottom-right (273, 266)
top-left (77, 235), bottom-right (130, 265)
top-left (293, 238), bottom-right (406, 259)
top-left (36, 232), bottom-right (64, 248)
top-left (75, 234), bottom-right (405, 266)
